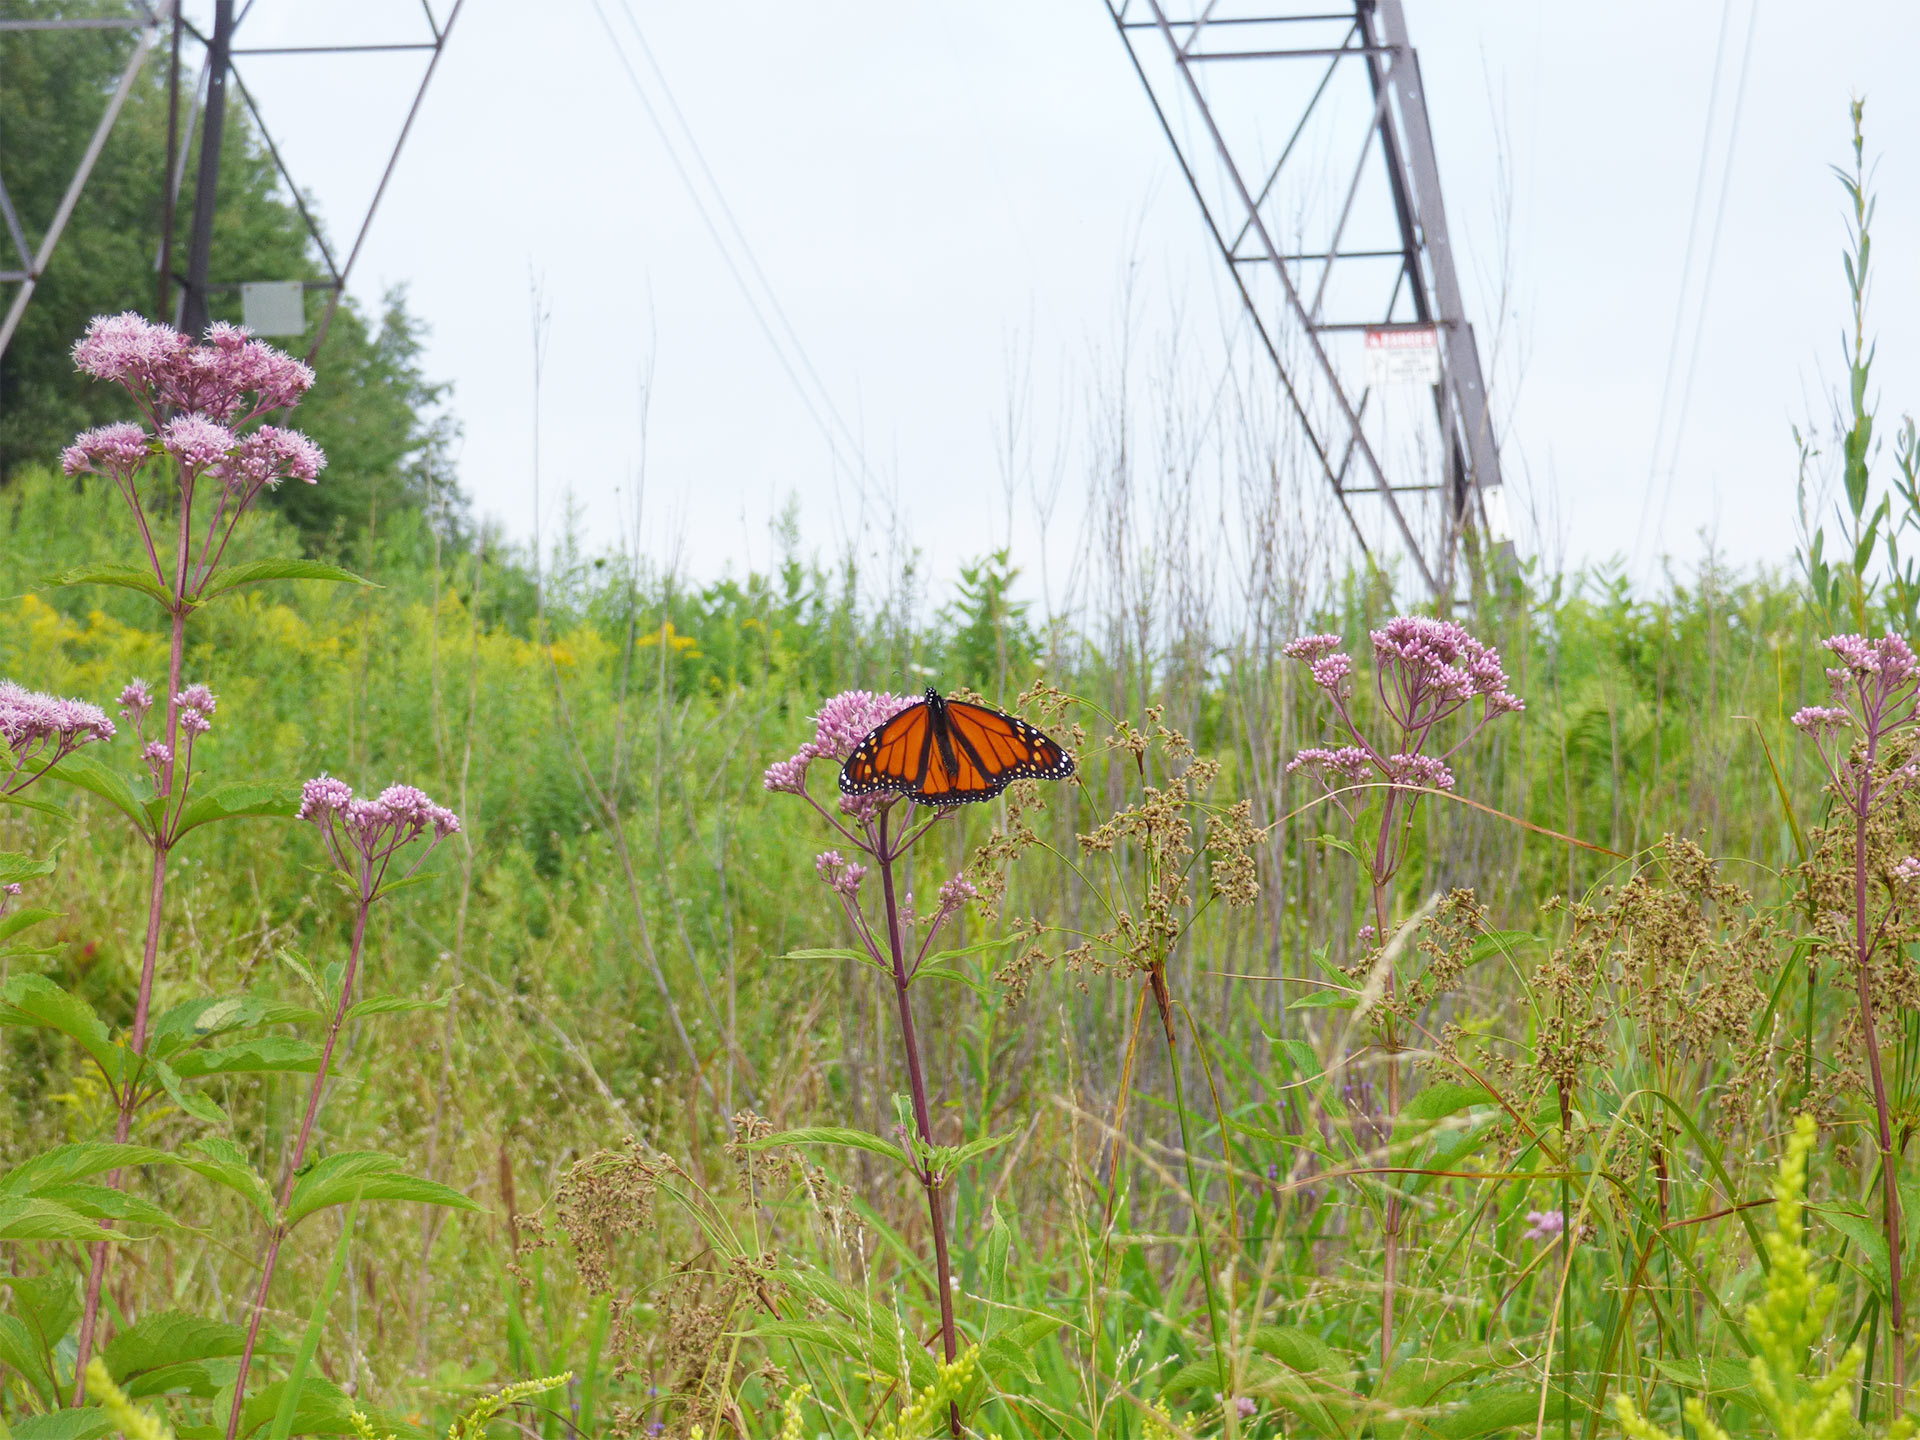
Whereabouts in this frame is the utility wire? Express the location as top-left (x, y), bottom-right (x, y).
top-left (582, 0), bottom-right (882, 523)
top-left (1636, 0), bottom-right (1757, 562)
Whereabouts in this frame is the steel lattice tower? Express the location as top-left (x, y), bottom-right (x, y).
top-left (1104, 0), bottom-right (1511, 605)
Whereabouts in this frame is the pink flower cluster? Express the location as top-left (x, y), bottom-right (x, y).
top-left (1369, 616), bottom-right (1523, 723)
top-left (1893, 857), bottom-right (1920, 884)
top-left (72, 313), bottom-right (313, 423)
top-left (299, 774), bottom-right (460, 888)
top-left (815, 849), bottom-right (867, 898)
top-left (762, 689), bottom-right (916, 808)
top-left (61, 315), bottom-right (326, 505)
top-left (0, 680), bottom-right (116, 791)
top-left (177, 683), bottom-right (216, 737)
top-left (1286, 745), bottom-right (1371, 783)
top-left (1793, 634), bottom-right (1920, 793)
top-left (1523, 1208), bottom-right (1566, 1243)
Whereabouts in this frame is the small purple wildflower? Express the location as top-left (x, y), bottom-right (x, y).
top-left (1382, 753), bottom-right (1455, 791)
top-left (1523, 1209), bottom-right (1565, 1243)
top-left (142, 741), bottom-right (171, 773)
top-left (118, 679), bottom-right (153, 729)
top-left (225, 424), bottom-right (325, 491)
top-left (299, 774), bottom-right (459, 895)
top-left (1791, 705), bottom-right (1852, 736)
top-left (815, 850), bottom-right (867, 899)
top-left (1234, 1396), bottom-right (1259, 1420)
top-left (1281, 633), bottom-right (1343, 662)
top-left (1286, 745), bottom-right (1371, 782)
top-left (160, 415), bottom-right (237, 474)
top-left (763, 689), bottom-right (917, 815)
top-left (1894, 857), bottom-right (1920, 884)
top-left (74, 312), bottom-right (314, 423)
top-left (0, 681), bottom-right (116, 791)
top-left (60, 421), bottom-right (150, 481)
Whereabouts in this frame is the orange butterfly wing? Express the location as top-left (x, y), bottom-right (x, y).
top-left (839, 702), bottom-right (932, 797)
top-left (840, 694), bottom-right (1074, 808)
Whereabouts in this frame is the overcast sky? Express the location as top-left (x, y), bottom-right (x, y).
top-left (177, 1), bottom-right (1920, 603)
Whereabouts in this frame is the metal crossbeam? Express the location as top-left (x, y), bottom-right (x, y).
top-left (0, 1), bottom-right (463, 368)
top-left (1103, 0), bottom-right (1512, 606)
top-left (0, 3), bottom-right (171, 359)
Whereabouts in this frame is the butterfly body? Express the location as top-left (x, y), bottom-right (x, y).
top-left (840, 688), bottom-right (1074, 808)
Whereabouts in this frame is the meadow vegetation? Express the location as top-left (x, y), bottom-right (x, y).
top-left (3, 94), bottom-right (1920, 1440)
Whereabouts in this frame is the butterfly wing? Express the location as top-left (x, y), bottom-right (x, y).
top-left (839, 701), bottom-right (932, 797)
top-left (914, 699), bottom-right (1075, 807)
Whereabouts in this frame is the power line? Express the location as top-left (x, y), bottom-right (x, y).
top-left (1636, 0), bottom-right (1757, 561)
top-left (582, 0), bottom-right (884, 523)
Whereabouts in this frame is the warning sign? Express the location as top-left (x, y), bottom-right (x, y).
top-left (1364, 325), bottom-right (1440, 387)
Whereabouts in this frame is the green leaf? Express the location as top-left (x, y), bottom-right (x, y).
top-left (237, 1377), bottom-right (416, 1440)
top-left (0, 907), bottom-right (61, 945)
top-left (0, 1142), bottom-right (171, 1196)
top-left (168, 1037), bottom-right (322, 1078)
top-left (343, 993), bottom-right (450, 1022)
top-left (174, 780), bottom-right (300, 837)
top-left (0, 789), bottom-right (69, 820)
top-left (0, 1195), bottom-right (117, 1242)
top-left (0, 852), bottom-right (54, 886)
top-left (0, 1313), bottom-right (57, 1406)
top-left (106, 1311), bottom-right (288, 1393)
top-left (285, 1152), bottom-right (481, 1227)
top-left (746, 1126), bottom-right (911, 1168)
top-left (149, 995), bottom-right (323, 1060)
top-left (1649, 1357), bottom-right (1754, 1397)
top-left (1288, 986), bottom-right (1356, 1011)
top-left (1465, 930), bottom-right (1535, 968)
top-left (980, 1333), bottom-right (1038, 1386)
top-left (35, 1183), bottom-right (180, 1230)
top-left (45, 751), bottom-right (154, 832)
top-left (10, 1411), bottom-right (112, 1440)
top-left (0, 975), bottom-right (125, 1081)
top-left (1426, 1385), bottom-right (1568, 1440)
top-left (1267, 1038), bottom-right (1323, 1083)
top-left (48, 562), bottom-right (171, 607)
top-left (179, 1139), bottom-right (274, 1223)
top-left (1816, 1206), bottom-right (1892, 1297)
top-left (748, 1318), bottom-right (931, 1388)
top-left (1400, 1083), bottom-right (1495, 1126)
top-left (151, 1056), bottom-right (228, 1126)
top-left (948, 1131), bottom-right (1015, 1169)
top-left (1251, 1324), bottom-right (1345, 1374)
top-left (199, 558), bottom-right (373, 604)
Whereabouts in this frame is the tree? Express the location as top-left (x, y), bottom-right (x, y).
top-left (0, 0), bottom-right (457, 543)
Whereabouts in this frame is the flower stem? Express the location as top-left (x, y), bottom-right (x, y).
top-left (1855, 752), bottom-right (1906, 1407)
top-left (71, 574), bottom-right (189, 1404)
top-left (226, 897), bottom-right (371, 1440)
top-left (1152, 965), bottom-right (1230, 1396)
top-left (875, 810), bottom-right (960, 1438)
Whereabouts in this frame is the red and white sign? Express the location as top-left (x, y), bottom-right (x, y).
top-left (1364, 324), bottom-right (1440, 386)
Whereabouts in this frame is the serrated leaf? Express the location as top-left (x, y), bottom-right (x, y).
top-left (199, 559), bottom-right (373, 603)
top-left (106, 1310), bottom-right (289, 1397)
top-left (746, 1126), bottom-right (910, 1167)
top-left (179, 1138), bottom-right (274, 1223)
top-left (35, 1183), bottom-right (180, 1230)
top-left (0, 789), bottom-right (69, 820)
top-left (1251, 1325), bottom-right (1344, 1374)
top-left (174, 780), bottom-right (300, 837)
top-left (45, 751), bottom-right (154, 832)
top-left (11, 1410), bottom-right (112, 1440)
top-left (151, 1056), bottom-right (228, 1126)
top-left (1426, 1385), bottom-right (1569, 1440)
top-left (343, 993), bottom-right (449, 1022)
top-left (0, 975), bottom-right (125, 1081)
top-left (48, 562), bottom-right (171, 607)
top-left (0, 1142), bottom-right (171, 1196)
top-left (0, 907), bottom-right (60, 944)
top-left (1288, 987), bottom-right (1357, 1011)
top-left (981, 1333), bottom-right (1038, 1385)
top-left (0, 852), bottom-right (54, 886)
top-left (1816, 1206), bottom-right (1891, 1297)
top-left (0, 1195), bottom-right (118, 1241)
top-left (236, 1377), bottom-right (417, 1440)
top-left (150, 994), bottom-right (319, 1059)
top-left (284, 1152), bottom-right (481, 1227)
top-left (1399, 1083), bottom-right (1495, 1126)
top-left (0, 1312), bottom-right (57, 1405)
top-left (168, 1036), bottom-right (321, 1078)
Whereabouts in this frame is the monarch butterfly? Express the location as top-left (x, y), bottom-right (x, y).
top-left (840, 688), bottom-right (1075, 808)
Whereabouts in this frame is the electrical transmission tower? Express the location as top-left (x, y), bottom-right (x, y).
top-left (1103, 0), bottom-right (1511, 606)
top-left (0, 0), bottom-right (462, 366)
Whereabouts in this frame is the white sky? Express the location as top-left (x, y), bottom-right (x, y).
top-left (172, 1), bottom-right (1920, 604)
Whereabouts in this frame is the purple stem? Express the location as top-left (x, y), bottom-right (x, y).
top-left (225, 895), bottom-right (372, 1440)
top-left (71, 470), bottom-right (194, 1403)
top-left (874, 807), bottom-right (961, 1436)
